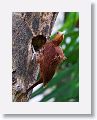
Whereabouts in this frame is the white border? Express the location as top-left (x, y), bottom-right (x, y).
top-left (0, 0), bottom-right (91, 114)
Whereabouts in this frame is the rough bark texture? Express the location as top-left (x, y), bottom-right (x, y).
top-left (12, 12), bottom-right (58, 102)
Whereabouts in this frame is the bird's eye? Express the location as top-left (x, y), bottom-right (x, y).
top-left (56, 32), bottom-right (59, 34)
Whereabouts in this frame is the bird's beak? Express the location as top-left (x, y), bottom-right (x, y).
top-left (63, 56), bottom-right (67, 60)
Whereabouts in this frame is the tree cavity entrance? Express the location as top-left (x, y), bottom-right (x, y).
top-left (32, 35), bottom-right (46, 51)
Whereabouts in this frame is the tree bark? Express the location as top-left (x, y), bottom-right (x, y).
top-left (12, 12), bottom-right (58, 102)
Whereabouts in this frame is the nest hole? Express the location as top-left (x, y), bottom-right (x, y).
top-left (32, 35), bottom-right (46, 51)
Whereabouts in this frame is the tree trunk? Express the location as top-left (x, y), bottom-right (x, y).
top-left (12, 12), bottom-right (58, 102)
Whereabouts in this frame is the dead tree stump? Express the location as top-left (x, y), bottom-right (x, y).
top-left (12, 12), bottom-right (58, 102)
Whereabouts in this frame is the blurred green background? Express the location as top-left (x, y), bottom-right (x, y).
top-left (31, 12), bottom-right (79, 102)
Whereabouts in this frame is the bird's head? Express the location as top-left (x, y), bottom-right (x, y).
top-left (53, 32), bottom-right (64, 46)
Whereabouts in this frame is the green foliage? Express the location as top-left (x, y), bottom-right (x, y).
top-left (31, 12), bottom-right (79, 102)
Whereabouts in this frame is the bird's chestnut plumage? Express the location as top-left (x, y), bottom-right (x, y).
top-left (26, 32), bottom-right (66, 93)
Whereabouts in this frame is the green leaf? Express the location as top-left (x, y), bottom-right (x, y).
top-left (60, 12), bottom-right (79, 32)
